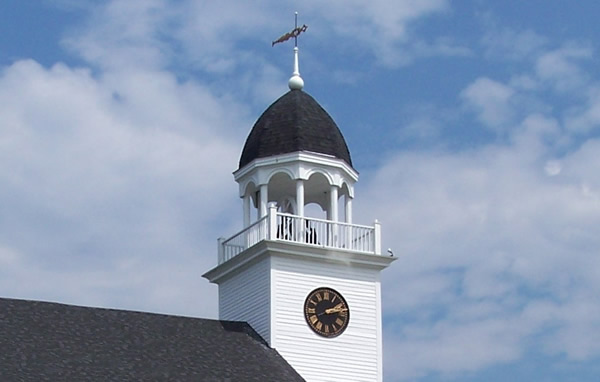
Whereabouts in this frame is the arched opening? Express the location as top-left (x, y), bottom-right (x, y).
top-left (304, 202), bottom-right (327, 219)
top-left (267, 171), bottom-right (296, 213)
top-left (304, 172), bottom-right (330, 212)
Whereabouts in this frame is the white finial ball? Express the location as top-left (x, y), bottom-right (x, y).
top-left (289, 75), bottom-right (304, 90)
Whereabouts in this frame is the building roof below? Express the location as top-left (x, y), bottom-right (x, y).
top-left (0, 297), bottom-right (305, 381)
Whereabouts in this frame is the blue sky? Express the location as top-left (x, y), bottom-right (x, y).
top-left (1, 1), bottom-right (600, 381)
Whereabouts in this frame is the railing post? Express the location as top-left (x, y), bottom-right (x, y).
top-left (374, 220), bottom-right (381, 255)
top-left (297, 215), bottom-right (305, 243)
top-left (217, 237), bottom-right (225, 264)
top-left (344, 224), bottom-right (351, 250)
top-left (268, 204), bottom-right (278, 240)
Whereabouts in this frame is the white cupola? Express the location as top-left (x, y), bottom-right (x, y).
top-left (204, 31), bottom-right (395, 382)
top-left (235, 87), bottom-right (357, 228)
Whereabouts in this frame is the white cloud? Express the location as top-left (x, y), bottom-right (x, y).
top-left (59, 0), bottom-right (457, 94)
top-left (308, 0), bottom-right (447, 41)
top-left (535, 44), bottom-right (592, 92)
top-left (565, 85), bottom-right (600, 133)
top-left (61, 0), bottom-right (288, 107)
top-left (297, 0), bottom-right (455, 67)
top-left (0, 245), bottom-right (19, 266)
top-left (63, 0), bottom-right (173, 71)
top-left (509, 74), bottom-right (539, 91)
top-left (482, 26), bottom-right (547, 61)
top-left (549, 292), bottom-right (600, 361)
top-left (0, 56), bottom-right (249, 317)
top-left (544, 160), bottom-right (562, 176)
top-left (461, 77), bottom-right (515, 130)
top-left (359, 55), bottom-right (600, 377)
top-left (386, 316), bottom-right (525, 380)
top-left (360, 129), bottom-right (600, 379)
top-left (396, 103), bottom-right (453, 143)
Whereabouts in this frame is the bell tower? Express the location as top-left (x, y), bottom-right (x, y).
top-left (203, 22), bottom-right (395, 382)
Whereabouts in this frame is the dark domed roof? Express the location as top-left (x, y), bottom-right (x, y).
top-left (239, 90), bottom-right (353, 169)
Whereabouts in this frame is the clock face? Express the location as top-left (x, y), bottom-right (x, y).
top-left (304, 287), bottom-right (349, 338)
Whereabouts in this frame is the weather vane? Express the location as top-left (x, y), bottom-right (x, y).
top-left (272, 12), bottom-right (308, 47)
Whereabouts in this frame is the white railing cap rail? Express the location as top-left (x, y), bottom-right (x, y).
top-left (222, 215), bottom-right (268, 245)
top-left (276, 212), bottom-right (375, 230)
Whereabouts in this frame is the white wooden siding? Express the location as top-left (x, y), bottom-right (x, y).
top-left (271, 255), bottom-right (382, 382)
top-left (218, 256), bottom-right (271, 343)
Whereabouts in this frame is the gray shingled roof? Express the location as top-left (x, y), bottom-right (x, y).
top-left (0, 297), bottom-right (305, 381)
top-left (239, 89), bottom-right (353, 169)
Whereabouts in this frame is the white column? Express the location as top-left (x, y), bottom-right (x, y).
top-left (345, 196), bottom-right (353, 224)
top-left (329, 185), bottom-right (338, 222)
top-left (296, 179), bottom-right (304, 217)
top-left (268, 204), bottom-right (278, 240)
top-left (243, 195), bottom-right (251, 227)
top-left (260, 184), bottom-right (268, 218)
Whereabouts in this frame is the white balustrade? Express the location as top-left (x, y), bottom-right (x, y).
top-left (219, 216), bottom-right (269, 264)
top-left (219, 211), bottom-right (379, 264)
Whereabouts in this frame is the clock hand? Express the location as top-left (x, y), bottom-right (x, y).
top-left (317, 310), bottom-right (336, 316)
top-left (324, 303), bottom-right (343, 314)
top-left (325, 307), bottom-right (348, 314)
top-left (318, 308), bottom-right (343, 316)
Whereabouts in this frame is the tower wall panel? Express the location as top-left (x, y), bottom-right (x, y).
top-left (271, 255), bottom-right (382, 382)
top-left (218, 256), bottom-right (271, 343)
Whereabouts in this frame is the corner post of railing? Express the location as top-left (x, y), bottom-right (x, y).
top-left (374, 220), bottom-right (382, 255)
top-left (217, 237), bottom-right (226, 263)
top-left (268, 204), bottom-right (278, 240)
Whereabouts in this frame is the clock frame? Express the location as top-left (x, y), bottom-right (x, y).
top-left (303, 287), bottom-right (350, 338)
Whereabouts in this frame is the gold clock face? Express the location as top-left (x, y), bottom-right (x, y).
top-left (304, 287), bottom-right (349, 338)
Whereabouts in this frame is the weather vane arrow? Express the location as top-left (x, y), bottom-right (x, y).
top-left (272, 12), bottom-right (307, 47)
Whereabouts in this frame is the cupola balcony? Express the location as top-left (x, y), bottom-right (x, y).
top-left (218, 205), bottom-right (381, 265)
